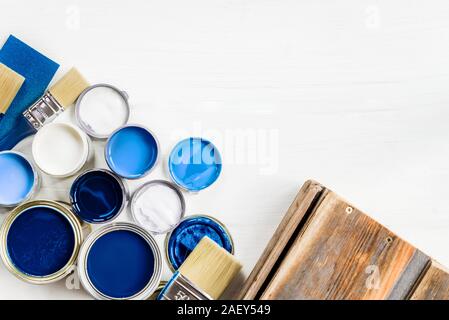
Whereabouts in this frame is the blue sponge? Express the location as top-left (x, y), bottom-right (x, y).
top-left (0, 35), bottom-right (59, 141)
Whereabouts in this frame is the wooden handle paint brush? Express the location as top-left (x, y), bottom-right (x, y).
top-left (158, 236), bottom-right (242, 300)
top-left (0, 64), bottom-right (25, 121)
top-left (0, 68), bottom-right (89, 151)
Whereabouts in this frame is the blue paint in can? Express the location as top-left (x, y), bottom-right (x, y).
top-left (6, 205), bottom-right (75, 276)
top-left (105, 125), bottom-right (158, 179)
top-left (0, 151), bottom-right (36, 206)
top-left (168, 138), bottom-right (222, 192)
top-left (167, 215), bottom-right (233, 270)
top-left (86, 230), bottom-right (155, 299)
top-left (70, 170), bottom-right (125, 223)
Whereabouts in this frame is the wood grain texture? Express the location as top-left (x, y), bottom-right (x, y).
top-left (239, 180), bottom-right (325, 299)
top-left (410, 261), bottom-right (449, 300)
top-left (259, 191), bottom-right (429, 300)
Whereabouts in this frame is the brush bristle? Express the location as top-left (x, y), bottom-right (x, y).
top-left (49, 68), bottom-right (89, 109)
top-left (179, 236), bottom-right (242, 299)
top-left (0, 64), bottom-right (24, 114)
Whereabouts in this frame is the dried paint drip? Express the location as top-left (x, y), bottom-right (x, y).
top-left (131, 181), bottom-right (184, 234)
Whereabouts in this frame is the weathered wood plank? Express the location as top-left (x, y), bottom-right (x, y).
top-left (239, 180), bottom-right (325, 299)
top-left (410, 261), bottom-right (449, 300)
top-left (259, 191), bottom-right (429, 300)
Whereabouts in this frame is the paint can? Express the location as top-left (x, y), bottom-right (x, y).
top-left (75, 84), bottom-right (130, 139)
top-left (105, 124), bottom-right (159, 179)
top-left (32, 122), bottom-right (93, 178)
top-left (77, 222), bottom-right (162, 300)
top-left (0, 200), bottom-right (83, 284)
top-left (0, 151), bottom-right (39, 207)
top-left (165, 215), bottom-right (234, 271)
top-left (168, 137), bottom-right (222, 192)
top-left (70, 169), bottom-right (128, 224)
top-left (148, 281), bottom-right (167, 300)
top-left (130, 180), bottom-right (185, 234)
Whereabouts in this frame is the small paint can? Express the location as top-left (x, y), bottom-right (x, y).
top-left (165, 215), bottom-right (234, 271)
top-left (32, 122), bottom-right (92, 178)
top-left (168, 137), bottom-right (222, 192)
top-left (75, 84), bottom-right (130, 139)
top-left (130, 180), bottom-right (185, 234)
top-left (77, 222), bottom-right (162, 300)
top-left (0, 151), bottom-right (39, 207)
top-left (70, 169), bottom-right (128, 224)
top-left (105, 125), bottom-right (159, 179)
top-left (0, 200), bottom-right (83, 284)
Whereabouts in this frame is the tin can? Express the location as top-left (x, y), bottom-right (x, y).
top-left (105, 124), bottom-right (160, 180)
top-left (75, 84), bottom-right (130, 139)
top-left (130, 180), bottom-right (185, 234)
top-left (164, 215), bottom-right (235, 272)
top-left (77, 222), bottom-right (162, 300)
top-left (0, 200), bottom-right (84, 284)
top-left (0, 151), bottom-right (40, 208)
top-left (148, 281), bottom-right (168, 300)
top-left (70, 169), bottom-right (128, 224)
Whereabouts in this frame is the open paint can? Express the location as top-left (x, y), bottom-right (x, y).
top-left (70, 169), bottom-right (128, 224)
top-left (130, 180), bottom-right (185, 234)
top-left (168, 137), bottom-right (222, 192)
top-left (77, 222), bottom-right (162, 300)
top-left (0, 200), bottom-right (83, 284)
top-left (32, 122), bottom-right (92, 178)
top-left (0, 151), bottom-right (39, 207)
top-left (165, 215), bottom-right (234, 271)
top-left (75, 84), bottom-right (130, 139)
top-left (105, 125), bottom-right (159, 179)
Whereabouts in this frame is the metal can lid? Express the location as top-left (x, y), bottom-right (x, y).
top-left (77, 222), bottom-right (162, 300)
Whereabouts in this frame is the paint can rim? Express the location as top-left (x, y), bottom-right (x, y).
top-left (69, 168), bottom-right (129, 224)
top-left (0, 150), bottom-right (39, 207)
top-left (77, 222), bottom-right (162, 300)
top-left (130, 179), bottom-right (186, 235)
top-left (104, 124), bottom-right (160, 180)
top-left (164, 214), bottom-right (235, 272)
top-left (75, 83), bottom-right (130, 139)
top-left (0, 200), bottom-right (84, 284)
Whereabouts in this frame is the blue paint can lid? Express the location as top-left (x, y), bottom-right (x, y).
top-left (165, 215), bottom-right (234, 271)
top-left (168, 137), bottom-right (222, 192)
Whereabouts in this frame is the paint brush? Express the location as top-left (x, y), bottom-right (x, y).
top-left (158, 236), bottom-right (242, 300)
top-left (0, 64), bottom-right (25, 121)
top-left (0, 68), bottom-right (89, 151)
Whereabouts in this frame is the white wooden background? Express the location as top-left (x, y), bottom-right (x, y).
top-left (1, 0), bottom-right (449, 299)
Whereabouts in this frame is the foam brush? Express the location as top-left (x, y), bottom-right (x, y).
top-left (158, 236), bottom-right (242, 300)
top-left (0, 64), bottom-right (25, 121)
top-left (0, 68), bottom-right (89, 151)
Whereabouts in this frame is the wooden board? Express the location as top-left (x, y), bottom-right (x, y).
top-left (410, 261), bottom-right (449, 300)
top-left (241, 181), bottom-right (431, 300)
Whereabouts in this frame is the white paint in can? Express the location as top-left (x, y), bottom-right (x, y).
top-left (32, 123), bottom-right (90, 177)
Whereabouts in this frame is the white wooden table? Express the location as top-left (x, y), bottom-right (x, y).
top-left (1, 0), bottom-right (449, 299)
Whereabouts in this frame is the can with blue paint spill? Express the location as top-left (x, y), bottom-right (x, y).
top-left (0, 200), bottom-right (84, 284)
top-left (77, 222), bottom-right (162, 300)
top-left (105, 125), bottom-right (159, 179)
top-left (70, 169), bottom-right (128, 224)
top-left (168, 137), bottom-right (222, 192)
top-left (165, 215), bottom-right (234, 271)
top-left (0, 151), bottom-right (39, 207)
